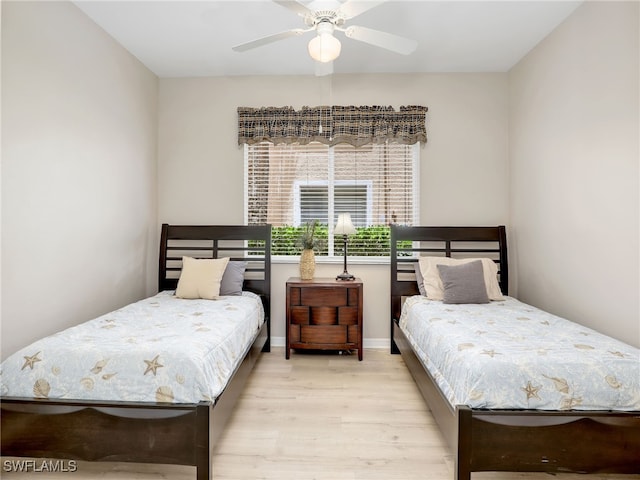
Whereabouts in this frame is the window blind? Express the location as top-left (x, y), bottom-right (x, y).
top-left (245, 141), bottom-right (419, 257)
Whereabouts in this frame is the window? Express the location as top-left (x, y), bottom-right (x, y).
top-left (245, 141), bottom-right (419, 257)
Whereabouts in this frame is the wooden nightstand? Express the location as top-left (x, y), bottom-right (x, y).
top-left (286, 277), bottom-right (363, 361)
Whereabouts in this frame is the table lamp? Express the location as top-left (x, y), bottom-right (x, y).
top-left (334, 213), bottom-right (357, 281)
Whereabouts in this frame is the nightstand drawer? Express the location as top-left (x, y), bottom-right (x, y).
top-left (289, 324), bottom-right (301, 343)
top-left (311, 306), bottom-right (337, 325)
top-left (301, 287), bottom-right (347, 306)
top-left (301, 325), bottom-right (347, 344)
top-left (290, 306), bottom-right (309, 324)
top-left (338, 306), bottom-right (358, 325)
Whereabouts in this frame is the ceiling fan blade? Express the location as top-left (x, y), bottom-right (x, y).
top-left (315, 61), bottom-right (333, 77)
top-left (337, 1), bottom-right (387, 20)
top-left (232, 29), bottom-right (306, 52)
top-left (344, 25), bottom-right (417, 55)
top-left (272, 0), bottom-right (313, 17)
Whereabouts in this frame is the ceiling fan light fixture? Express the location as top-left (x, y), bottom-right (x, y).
top-left (308, 31), bottom-right (341, 63)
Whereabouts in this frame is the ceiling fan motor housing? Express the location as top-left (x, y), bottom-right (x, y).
top-left (304, 10), bottom-right (346, 28)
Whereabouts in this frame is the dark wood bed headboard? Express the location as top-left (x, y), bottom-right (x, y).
top-left (390, 225), bottom-right (508, 327)
top-left (158, 224), bottom-right (271, 301)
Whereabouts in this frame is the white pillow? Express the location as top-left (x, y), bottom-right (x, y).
top-left (175, 256), bottom-right (230, 299)
top-left (417, 256), bottom-right (504, 301)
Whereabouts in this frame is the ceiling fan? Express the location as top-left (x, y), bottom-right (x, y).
top-left (232, 0), bottom-right (418, 75)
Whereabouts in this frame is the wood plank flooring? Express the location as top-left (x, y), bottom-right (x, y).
top-left (3, 348), bottom-right (639, 479)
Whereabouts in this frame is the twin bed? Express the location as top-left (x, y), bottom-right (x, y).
top-left (390, 225), bottom-right (640, 479)
top-left (1, 224), bottom-right (271, 480)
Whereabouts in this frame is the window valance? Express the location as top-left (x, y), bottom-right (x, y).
top-left (237, 105), bottom-right (427, 147)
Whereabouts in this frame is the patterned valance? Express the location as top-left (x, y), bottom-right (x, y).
top-left (237, 105), bottom-right (427, 147)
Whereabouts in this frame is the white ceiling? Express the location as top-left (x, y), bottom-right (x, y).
top-left (73, 0), bottom-right (583, 78)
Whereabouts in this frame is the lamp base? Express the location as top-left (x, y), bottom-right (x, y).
top-left (336, 272), bottom-right (355, 281)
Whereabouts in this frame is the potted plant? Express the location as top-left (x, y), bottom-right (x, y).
top-left (297, 220), bottom-right (320, 280)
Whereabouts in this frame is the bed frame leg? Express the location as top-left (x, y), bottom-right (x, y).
top-left (195, 404), bottom-right (213, 480)
top-left (262, 304), bottom-right (271, 352)
top-left (455, 406), bottom-right (472, 480)
top-left (390, 319), bottom-right (400, 354)
top-left (196, 462), bottom-right (212, 480)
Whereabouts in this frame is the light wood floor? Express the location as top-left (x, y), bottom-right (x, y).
top-left (3, 348), bottom-right (639, 479)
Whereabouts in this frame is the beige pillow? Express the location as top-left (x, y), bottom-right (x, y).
top-left (175, 256), bottom-right (230, 299)
top-left (418, 256), bottom-right (504, 301)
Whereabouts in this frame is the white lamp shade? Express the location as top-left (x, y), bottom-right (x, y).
top-left (308, 32), bottom-right (341, 63)
top-left (334, 213), bottom-right (356, 235)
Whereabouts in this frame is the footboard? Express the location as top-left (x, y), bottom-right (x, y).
top-left (1, 399), bottom-right (212, 478)
top-left (458, 407), bottom-right (640, 478)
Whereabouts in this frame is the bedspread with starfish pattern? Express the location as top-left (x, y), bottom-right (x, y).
top-left (399, 295), bottom-right (640, 410)
top-left (0, 291), bottom-right (264, 403)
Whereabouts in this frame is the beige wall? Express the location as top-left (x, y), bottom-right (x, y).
top-left (1, 1), bottom-right (158, 358)
top-left (158, 73), bottom-right (510, 345)
top-left (3, 0), bottom-right (637, 356)
top-left (509, 1), bottom-right (639, 346)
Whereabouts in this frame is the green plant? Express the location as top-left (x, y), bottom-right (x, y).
top-left (267, 224), bottom-right (411, 257)
top-left (296, 220), bottom-right (322, 251)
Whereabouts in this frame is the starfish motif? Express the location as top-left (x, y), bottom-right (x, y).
top-left (143, 355), bottom-right (164, 376)
top-left (560, 396), bottom-right (583, 409)
top-left (22, 352), bottom-right (42, 370)
top-left (481, 349), bottom-right (501, 357)
top-left (521, 381), bottom-right (541, 400)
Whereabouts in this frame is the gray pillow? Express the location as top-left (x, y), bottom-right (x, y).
top-left (219, 261), bottom-right (247, 296)
top-left (437, 260), bottom-right (489, 304)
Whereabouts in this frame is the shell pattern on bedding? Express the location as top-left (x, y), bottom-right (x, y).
top-left (0, 291), bottom-right (264, 404)
top-left (399, 295), bottom-right (640, 411)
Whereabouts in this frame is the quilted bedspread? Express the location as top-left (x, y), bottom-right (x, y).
top-left (1, 291), bottom-right (264, 404)
top-left (399, 295), bottom-right (640, 410)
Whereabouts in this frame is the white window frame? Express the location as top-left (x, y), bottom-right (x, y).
top-left (293, 180), bottom-right (374, 227)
